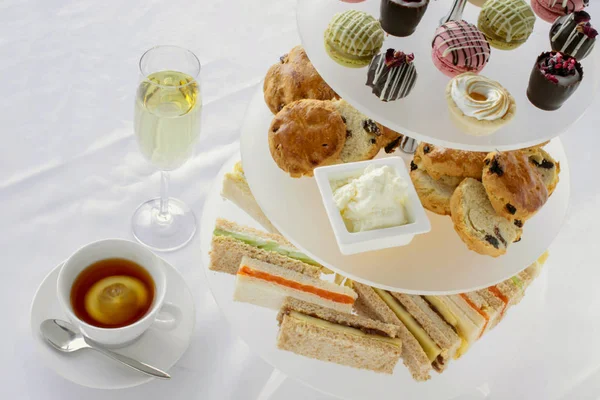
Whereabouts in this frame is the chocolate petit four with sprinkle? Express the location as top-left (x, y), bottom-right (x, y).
top-left (527, 51), bottom-right (583, 111)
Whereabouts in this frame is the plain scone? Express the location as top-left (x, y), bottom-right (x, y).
top-left (450, 178), bottom-right (522, 257)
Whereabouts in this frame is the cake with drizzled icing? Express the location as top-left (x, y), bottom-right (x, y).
top-left (431, 20), bottom-right (491, 77)
top-left (478, 0), bottom-right (536, 50)
top-left (366, 49), bottom-right (418, 101)
top-left (531, 0), bottom-right (589, 24)
top-left (550, 11), bottom-right (597, 60)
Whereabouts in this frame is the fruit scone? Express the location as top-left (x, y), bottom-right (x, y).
top-left (410, 143), bottom-right (487, 216)
top-left (263, 45), bottom-right (338, 114)
top-left (409, 157), bottom-right (463, 216)
top-left (269, 99), bottom-right (346, 178)
top-left (482, 151), bottom-right (548, 225)
top-left (330, 99), bottom-right (386, 163)
top-left (450, 178), bottom-right (522, 257)
top-left (414, 143), bottom-right (487, 181)
top-left (269, 98), bottom-right (399, 177)
top-left (522, 147), bottom-right (560, 196)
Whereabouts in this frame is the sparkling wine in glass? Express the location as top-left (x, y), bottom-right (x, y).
top-left (132, 46), bottom-right (202, 251)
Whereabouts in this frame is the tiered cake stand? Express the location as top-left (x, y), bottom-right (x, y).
top-left (201, 0), bottom-right (598, 397)
top-left (200, 154), bottom-right (548, 399)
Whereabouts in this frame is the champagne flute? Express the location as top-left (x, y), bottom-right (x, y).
top-left (132, 46), bottom-right (202, 251)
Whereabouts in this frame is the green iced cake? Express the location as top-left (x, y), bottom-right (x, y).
top-left (324, 10), bottom-right (384, 68)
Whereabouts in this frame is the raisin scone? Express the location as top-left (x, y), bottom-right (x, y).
top-left (269, 99), bottom-right (345, 178)
top-left (263, 46), bottom-right (338, 114)
top-left (381, 125), bottom-right (404, 154)
top-left (415, 143), bottom-right (487, 180)
top-left (330, 99), bottom-right (385, 163)
top-left (450, 178), bottom-right (522, 257)
top-left (410, 158), bottom-right (463, 216)
top-left (482, 151), bottom-right (548, 223)
top-left (522, 147), bottom-right (560, 196)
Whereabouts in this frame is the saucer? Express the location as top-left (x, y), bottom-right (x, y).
top-left (30, 257), bottom-right (195, 389)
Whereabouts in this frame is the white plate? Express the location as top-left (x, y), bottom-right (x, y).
top-left (296, 0), bottom-right (599, 151)
top-left (30, 257), bottom-right (195, 389)
top-left (200, 153), bottom-right (549, 399)
top-left (240, 85), bottom-right (570, 294)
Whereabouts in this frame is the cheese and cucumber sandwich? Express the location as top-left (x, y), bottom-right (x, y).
top-left (352, 282), bottom-right (462, 379)
top-left (234, 257), bottom-right (357, 313)
top-left (423, 295), bottom-right (485, 358)
top-left (209, 219), bottom-right (321, 278)
top-left (492, 250), bottom-right (549, 309)
top-left (352, 281), bottom-right (431, 381)
top-left (276, 297), bottom-right (403, 374)
top-left (388, 292), bottom-right (461, 370)
top-left (221, 161), bottom-right (280, 234)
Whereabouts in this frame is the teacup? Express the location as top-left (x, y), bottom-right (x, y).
top-left (57, 239), bottom-right (181, 347)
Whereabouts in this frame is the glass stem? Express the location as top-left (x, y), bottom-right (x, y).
top-left (440, 0), bottom-right (467, 25)
top-left (158, 171), bottom-right (171, 222)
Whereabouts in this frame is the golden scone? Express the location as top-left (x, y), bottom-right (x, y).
top-left (482, 151), bottom-right (548, 223)
top-left (410, 158), bottom-right (463, 216)
top-left (381, 126), bottom-right (404, 154)
top-left (415, 143), bottom-right (487, 180)
top-left (522, 147), bottom-right (560, 196)
top-left (269, 99), bottom-right (345, 178)
top-left (263, 46), bottom-right (337, 114)
top-left (330, 99), bottom-right (385, 163)
top-left (450, 178), bottom-right (522, 258)
top-left (523, 140), bottom-right (550, 150)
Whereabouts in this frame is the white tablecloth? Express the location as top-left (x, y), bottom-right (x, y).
top-left (1, 0), bottom-right (599, 399)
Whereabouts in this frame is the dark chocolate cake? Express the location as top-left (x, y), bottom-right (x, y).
top-left (380, 0), bottom-right (429, 37)
top-left (527, 51), bottom-right (583, 111)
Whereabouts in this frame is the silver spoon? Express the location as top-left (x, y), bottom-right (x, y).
top-left (40, 319), bottom-right (171, 379)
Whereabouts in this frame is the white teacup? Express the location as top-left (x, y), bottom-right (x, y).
top-left (57, 239), bottom-right (181, 347)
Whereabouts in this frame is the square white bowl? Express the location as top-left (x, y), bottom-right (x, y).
top-left (314, 157), bottom-right (431, 255)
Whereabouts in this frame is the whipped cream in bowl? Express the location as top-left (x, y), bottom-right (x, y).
top-left (314, 157), bottom-right (431, 255)
top-left (331, 164), bottom-right (409, 233)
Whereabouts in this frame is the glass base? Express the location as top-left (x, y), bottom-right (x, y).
top-left (132, 198), bottom-right (196, 252)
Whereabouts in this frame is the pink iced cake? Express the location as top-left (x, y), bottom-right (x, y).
top-left (531, 0), bottom-right (589, 23)
top-left (432, 20), bottom-right (491, 78)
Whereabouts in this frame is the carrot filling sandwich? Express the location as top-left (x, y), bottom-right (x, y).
top-left (234, 257), bottom-right (357, 313)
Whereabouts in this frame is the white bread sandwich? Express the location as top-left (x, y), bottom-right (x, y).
top-left (475, 288), bottom-right (507, 330)
top-left (209, 219), bottom-right (321, 278)
top-left (462, 291), bottom-right (501, 334)
top-left (234, 257), bottom-right (357, 313)
top-left (276, 297), bottom-right (403, 374)
top-left (221, 161), bottom-right (280, 234)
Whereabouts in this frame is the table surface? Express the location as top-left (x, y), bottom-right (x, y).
top-left (1, 0), bottom-right (600, 399)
